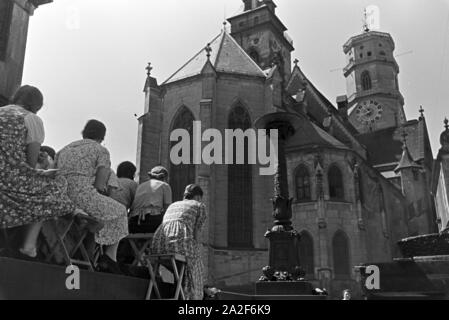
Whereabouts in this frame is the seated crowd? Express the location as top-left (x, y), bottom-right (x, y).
top-left (0, 85), bottom-right (208, 300)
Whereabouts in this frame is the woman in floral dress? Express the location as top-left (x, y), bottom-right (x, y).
top-left (151, 184), bottom-right (207, 300)
top-left (55, 120), bottom-right (128, 271)
top-left (0, 85), bottom-right (76, 259)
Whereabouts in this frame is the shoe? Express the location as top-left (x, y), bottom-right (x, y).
top-left (96, 255), bottom-right (123, 275)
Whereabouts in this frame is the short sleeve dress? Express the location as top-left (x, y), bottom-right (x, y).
top-left (0, 105), bottom-right (75, 228)
top-left (151, 200), bottom-right (207, 300)
top-left (55, 139), bottom-right (128, 245)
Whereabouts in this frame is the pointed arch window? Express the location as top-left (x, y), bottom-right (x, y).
top-left (328, 165), bottom-right (344, 201)
top-left (169, 107), bottom-right (196, 202)
top-left (228, 105), bottom-right (253, 248)
top-left (361, 71), bottom-right (372, 91)
top-left (333, 231), bottom-right (350, 279)
top-left (299, 231), bottom-right (315, 279)
top-left (295, 165), bottom-right (311, 202)
top-left (0, 0), bottom-right (13, 61)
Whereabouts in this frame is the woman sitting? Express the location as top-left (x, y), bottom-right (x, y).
top-left (129, 166), bottom-right (172, 234)
top-left (151, 184), bottom-right (207, 300)
top-left (109, 161), bottom-right (138, 211)
top-left (0, 85), bottom-right (76, 260)
top-left (55, 119), bottom-right (128, 273)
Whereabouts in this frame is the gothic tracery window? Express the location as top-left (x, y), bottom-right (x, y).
top-left (332, 231), bottom-right (350, 279)
top-left (328, 165), bottom-right (344, 201)
top-left (295, 165), bottom-right (311, 202)
top-left (169, 107), bottom-right (196, 202)
top-left (361, 71), bottom-right (372, 91)
top-left (228, 105), bottom-right (253, 248)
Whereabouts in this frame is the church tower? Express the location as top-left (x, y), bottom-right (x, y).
top-left (0, 0), bottom-right (52, 106)
top-left (227, 0), bottom-right (294, 80)
top-left (343, 26), bottom-right (406, 133)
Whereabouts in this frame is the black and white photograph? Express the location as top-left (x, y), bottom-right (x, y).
top-left (0, 0), bottom-right (449, 304)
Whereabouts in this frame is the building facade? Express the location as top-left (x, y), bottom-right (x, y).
top-left (137, 0), bottom-right (437, 298)
top-left (0, 0), bottom-right (50, 106)
top-left (433, 120), bottom-right (449, 232)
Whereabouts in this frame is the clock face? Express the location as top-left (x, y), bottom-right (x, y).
top-left (355, 100), bottom-right (383, 125)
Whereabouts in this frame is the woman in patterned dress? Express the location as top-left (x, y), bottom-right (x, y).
top-left (55, 120), bottom-right (128, 272)
top-left (0, 85), bottom-right (76, 259)
top-left (151, 184), bottom-right (207, 300)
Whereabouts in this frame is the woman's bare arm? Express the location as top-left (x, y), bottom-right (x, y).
top-left (94, 166), bottom-right (110, 194)
top-left (26, 142), bottom-right (41, 168)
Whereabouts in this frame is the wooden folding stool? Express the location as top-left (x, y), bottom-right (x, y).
top-left (124, 233), bottom-right (154, 266)
top-left (45, 212), bottom-right (103, 271)
top-left (145, 254), bottom-right (187, 300)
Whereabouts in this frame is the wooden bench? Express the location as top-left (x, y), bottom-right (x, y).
top-left (144, 254), bottom-right (186, 300)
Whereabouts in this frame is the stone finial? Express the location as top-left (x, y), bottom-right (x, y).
top-left (362, 8), bottom-right (370, 32)
top-left (395, 126), bottom-right (421, 173)
top-left (146, 62), bottom-right (153, 77)
top-left (401, 127), bottom-right (408, 149)
top-left (419, 106), bottom-right (425, 120)
top-left (294, 58), bottom-right (299, 67)
top-left (223, 21), bottom-right (227, 31)
top-left (440, 118), bottom-right (449, 152)
top-left (205, 43), bottom-right (212, 60)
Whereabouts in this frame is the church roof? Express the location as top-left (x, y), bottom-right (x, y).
top-left (163, 31), bottom-right (266, 85)
top-left (286, 115), bottom-right (349, 151)
top-left (357, 119), bottom-right (431, 168)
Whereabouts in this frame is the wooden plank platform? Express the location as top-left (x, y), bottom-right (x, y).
top-left (0, 257), bottom-right (149, 300)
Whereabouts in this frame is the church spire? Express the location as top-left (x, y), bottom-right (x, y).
top-left (394, 129), bottom-right (421, 173)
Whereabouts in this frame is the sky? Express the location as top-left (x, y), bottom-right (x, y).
top-left (23, 0), bottom-right (449, 169)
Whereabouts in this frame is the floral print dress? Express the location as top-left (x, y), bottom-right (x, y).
top-left (55, 139), bottom-right (128, 245)
top-left (151, 200), bottom-right (207, 300)
top-left (0, 106), bottom-right (75, 228)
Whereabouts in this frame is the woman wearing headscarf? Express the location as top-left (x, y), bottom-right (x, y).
top-left (55, 119), bottom-right (128, 273)
top-left (0, 85), bottom-right (76, 260)
top-left (129, 166), bottom-right (172, 234)
top-left (151, 184), bottom-right (207, 300)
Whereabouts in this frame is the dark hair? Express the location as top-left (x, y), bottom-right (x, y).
top-left (82, 119), bottom-right (106, 141)
top-left (183, 184), bottom-right (204, 200)
top-left (148, 166), bottom-right (168, 181)
top-left (117, 161), bottom-right (136, 180)
top-left (11, 85), bottom-right (43, 112)
top-left (40, 146), bottom-right (56, 160)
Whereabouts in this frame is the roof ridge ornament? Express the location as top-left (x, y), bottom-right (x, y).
top-left (293, 58), bottom-right (299, 68)
top-left (205, 43), bottom-right (212, 60)
top-left (419, 106), bottom-right (425, 120)
top-left (362, 8), bottom-right (370, 33)
top-left (146, 62), bottom-right (153, 77)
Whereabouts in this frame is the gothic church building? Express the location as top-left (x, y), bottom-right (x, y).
top-left (137, 0), bottom-right (436, 297)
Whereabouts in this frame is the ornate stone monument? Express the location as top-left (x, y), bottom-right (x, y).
top-left (253, 112), bottom-right (326, 298)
